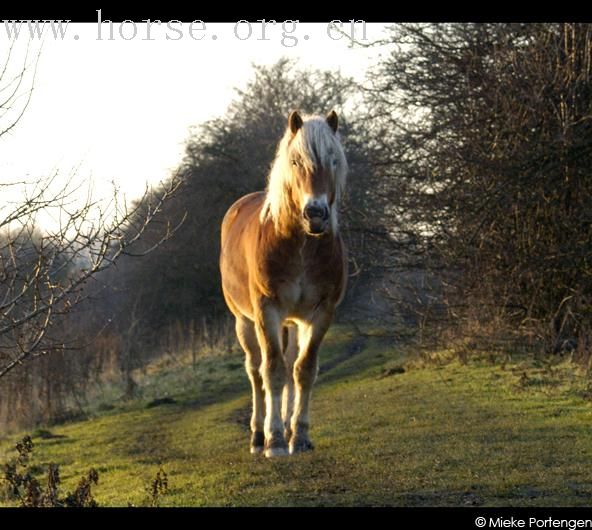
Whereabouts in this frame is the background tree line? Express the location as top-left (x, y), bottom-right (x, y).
top-left (1, 23), bottom-right (590, 431)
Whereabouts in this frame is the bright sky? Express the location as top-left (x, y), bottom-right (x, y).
top-left (0, 22), bottom-right (390, 226)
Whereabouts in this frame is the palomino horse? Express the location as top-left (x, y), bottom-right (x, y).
top-left (219, 110), bottom-right (348, 457)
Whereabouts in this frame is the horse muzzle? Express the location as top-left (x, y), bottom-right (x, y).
top-left (303, 204), bottom-right (330, 235)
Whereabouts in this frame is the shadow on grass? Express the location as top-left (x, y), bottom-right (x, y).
top-left (317, 334), bottom-right (402, 386)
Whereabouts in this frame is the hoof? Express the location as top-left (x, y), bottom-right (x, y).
top-left (264, 432), bottom-right (289, 458)
top-left (250, 431), bottom-right (264, 455)
top-left (289, 437), bottom-right (315, 455)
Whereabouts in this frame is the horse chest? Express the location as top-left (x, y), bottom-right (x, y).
top-left (260, 232), bottom-right (343, 317)
top-left (278, 274), bottom-right (314, 312)
top-left (277, 258), bottom-right (332, 316)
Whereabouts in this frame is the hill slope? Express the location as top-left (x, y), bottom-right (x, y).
top-left (2, 326), bottom-right (592, 507)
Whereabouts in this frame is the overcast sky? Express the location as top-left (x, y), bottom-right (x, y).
top-left (0, 22), bottom-right (390, 225)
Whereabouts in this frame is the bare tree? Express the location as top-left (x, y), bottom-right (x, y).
top-left (0, 42), bottom-right (186, 379)
top-left (363, 23), bottom-right (592, 355)
top-left (0, 172), bottom-right (185, 379)
top-left (0, 39), bottom-right (40, 139)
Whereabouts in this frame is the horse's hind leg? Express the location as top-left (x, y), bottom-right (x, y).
top-left (235, 316), bottom-right (265, 454)
top-left (282, 325), bottom-right (298, 442)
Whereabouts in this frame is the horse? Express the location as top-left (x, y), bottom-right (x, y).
top-left (219, 110), bottom-right (348, 457)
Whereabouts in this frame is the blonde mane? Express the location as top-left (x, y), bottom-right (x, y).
top-left (261, 114), bottom-right (348, 235)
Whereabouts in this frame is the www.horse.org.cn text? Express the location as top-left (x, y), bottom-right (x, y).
top-left (1, 15), bottom-right (368, 45)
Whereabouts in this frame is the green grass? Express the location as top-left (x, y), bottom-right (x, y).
top-left (2, 325), bottom-right (592, 506)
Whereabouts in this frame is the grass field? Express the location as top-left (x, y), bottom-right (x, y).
top-left (1, 324), bottom-right (592, 507)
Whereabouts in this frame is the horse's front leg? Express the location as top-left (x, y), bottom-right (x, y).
top-left (254, 302), bottom-right (289, 457)
top-left (290, 307), bottom-right (334, 454)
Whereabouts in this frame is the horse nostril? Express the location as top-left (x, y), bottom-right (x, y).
top-left (304, 205), bottom-right (325, 220)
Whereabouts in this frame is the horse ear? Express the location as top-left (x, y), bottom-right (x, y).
top-left (288, 110), bottom-right (303, 135)
top-left (326, 110), bottom-right (338, 133)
